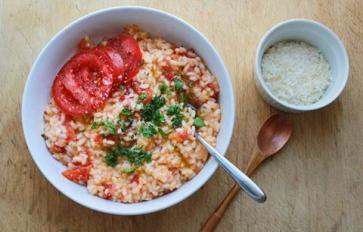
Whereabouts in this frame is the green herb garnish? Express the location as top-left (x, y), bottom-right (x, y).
top-left (174, 78), bottom-right (184, 91)
top-left (179, 93), bottom-right (187, 104)
top-left (158, 128), bottom-right (171, 137)
top-left (91, 121), bottom-right (116, 134)
top-left (122, 166), bottom-right (137, 174)
top-left (152, 111), bottom-right (166, 126)
top-left (167, 105), bottom-right (184, 128)
top-left (121, 107), bottom-right (132, 117)
top-left (151, 95), bottom-right (166, 109)
top-left (159, 83), bottom-right (168, 94)
top-left (137, 93), bottom-right (147, 103)
top-left (140, 96), bottom-right (167, 125)
top-left (139, 123), bottom-right (157, 138)
top-left (105, 151), bottom-right (119, 167)
top-left (171, 114), bottom-right (183, 128)
top-left (121, 123), bottom-right (127, 132)
top-left (105, 145), bottom-right (152, 167)
top-left (194, 117), bottom-right (205, 128)
top-left (167, 105), bottom-right (181, 115)
top-left (180, 74), bottom-right (188, 79)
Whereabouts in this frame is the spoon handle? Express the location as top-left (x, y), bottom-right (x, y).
top-left (200, 146), bottom-right (264, 232)
top-left (196, 134), bottom-right (266, 203)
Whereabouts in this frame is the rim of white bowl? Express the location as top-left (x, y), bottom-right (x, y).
top-left (255, 18), bottom-right (349, 112)
top-left (21, 6), bottom-right (235, 215)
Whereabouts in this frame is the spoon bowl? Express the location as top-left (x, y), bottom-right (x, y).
top-left (257, 114), bottom-right (293, 156)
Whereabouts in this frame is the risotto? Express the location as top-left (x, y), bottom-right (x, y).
top-left (43, 26), bottom-right (221, 203)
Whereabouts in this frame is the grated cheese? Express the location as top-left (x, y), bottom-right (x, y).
top-left (261, 41), bottom-right (332, 105)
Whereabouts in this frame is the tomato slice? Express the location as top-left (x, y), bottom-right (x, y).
top-left (52, 50), bottom-right (115, 116)
top-left (108, 34), bottom-right (142, 81)
top-left (62, 165), bottom-right (91, 184)
top-left (95, 46), bottom-right (125, 90)
top-left (52, 33), bottom-right (141, 117)
top-left (52, 71), bottom-right (92, 117)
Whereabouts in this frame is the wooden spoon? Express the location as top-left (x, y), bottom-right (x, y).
top-left (201, 114), bottom-right (293, 232)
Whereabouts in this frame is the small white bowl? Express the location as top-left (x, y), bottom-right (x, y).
top-left (22, 6), bottom-right (235, 215)
top-left (255, 19), bottom-right (349, 112)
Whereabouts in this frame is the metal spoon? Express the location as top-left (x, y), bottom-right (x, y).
top-left (196, 134), bottom-right (266, 203)
top-left (188, 104), bottom-right (266, 203)
top-left (201, 114), bottom-right (293, 231)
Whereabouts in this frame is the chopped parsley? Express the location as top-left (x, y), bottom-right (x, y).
top-left (167, 105), bottom-right (184, 128)
top-left (167, 105), bottom-right (181, 115)
top-left (122, 166), bottom-right (137, 174)
top-left (174, 78), bottom-right (184, 91)
top-left (121, 107), bottom-right (132, 117)
top-left (105, 145), bottom-right (152, 167)
top-left (151, 95), bottom-right (167, 109)
top-left (194, 117), bottom-right (205, 128)
top-left (140, 96), bottom-right (167, 126)
top-left (152, 111), bottom-right (166, 126)
top-left (179, 93), bottom-right (188, 104)
top-left (91, 121), bottom-right (116, 134)
top-left (171, 115), bottom-right (183, 128)
top-left (159, 83), bottom-right (168, 94)
top-left (120, 84), bottom-right (126, 92)
top-left (137, 93), bottom-right (147, 103)
top-left (120, 122), bottom-right (127, 132)
top-left (158, 128), bottom-right (171, 137)
top-left (139, 123), bottom-right (157, 138)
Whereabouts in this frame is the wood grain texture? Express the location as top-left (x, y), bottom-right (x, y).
top-left (1, 0), bottom-right (363, 231)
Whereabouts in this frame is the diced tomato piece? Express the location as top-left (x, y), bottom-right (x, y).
top-left (95, 134), bottom-right (103, 144)
top-left (130, 174), bottom-right (139, 184)
top-left (64, 121), bottom-right (76, 141)
top-left (162, 65), bottom-right (175, 81)
top-left (50, 145), bottom-right (66, 154)
top-left (165, 72), bottom-right (175, 81)
top-left (103, 183), bottom-right (113, 199)
top-left (178, 131), bottom-right (189, 140)
top-left (142, 90), bottom-right (153, 104)
top-left (169, 131), bottom-right (189, 143)
top-left (62, 165), bottom-right (91, 184)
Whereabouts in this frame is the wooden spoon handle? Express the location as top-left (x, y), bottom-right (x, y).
top-left (201, 146), bottom-right (264, 232)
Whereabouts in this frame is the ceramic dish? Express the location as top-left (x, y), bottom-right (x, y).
top-left (22, 6), bottom-right (235, 215)
top-left (255, 19), bottom-right (349, 112)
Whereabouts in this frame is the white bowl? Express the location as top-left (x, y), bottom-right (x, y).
top-left (255, 19), bottom-right (349, 112)
top-left (22, 6), bottom-right (235, 215)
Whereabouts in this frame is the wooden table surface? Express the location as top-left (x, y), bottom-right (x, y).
top-left (1, 0), bottom-right (363, 231)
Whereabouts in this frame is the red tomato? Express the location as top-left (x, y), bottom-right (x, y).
top-left (103, 183), bottom-right (113, 199)
top-left (168, 131), bottom-right (189, 143)
top-left (52, 71), bottom-right (92, 117)
top-left (95, 46), bottom-right (124, 78)
top-left (52, 50), bottom-right (115, 116)
top-left (62, 165), bottom-right (91, 184)
top-left (130, 174), bottom-right (140, 184)
top-left (95, 134), bottom-right (103, 144)
top-left (64, 119), bottom-right (76, 141)
top-left (108, 34), bottom-right (142, 81)
top-left (162, 65), bottom-right (175, 81)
